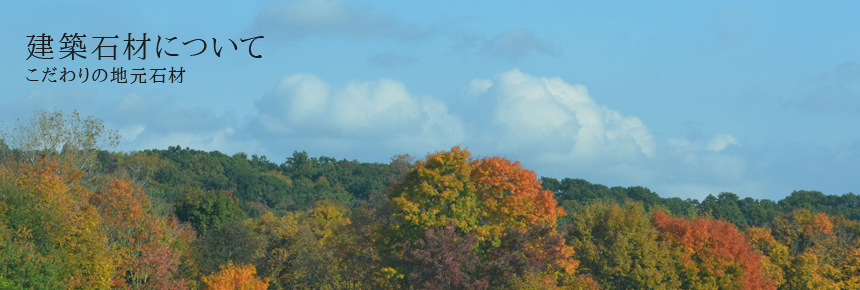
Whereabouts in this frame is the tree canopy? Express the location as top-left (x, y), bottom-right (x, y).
top-left (2, 110), bottom-right (859, 289)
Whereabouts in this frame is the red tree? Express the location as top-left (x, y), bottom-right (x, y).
top-left (652, 211), bottom-right (775, 290)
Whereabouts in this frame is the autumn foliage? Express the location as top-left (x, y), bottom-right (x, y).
top-left (201, 261), bottom-right (268, 290)
top-left (0, 157), bottom-right (193, 289)
top-left (6, 111), bottom-right (860, 290)
top-left (390, 147), bottom-right (565, 241)
top-left (389, 147), bottom-right (576, 288)
top-left (652, 211), bottom-right (775, 290)
top-left (471, 156), bottom-right (565, 239)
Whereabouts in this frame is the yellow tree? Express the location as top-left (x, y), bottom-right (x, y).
top-left (0, 159), bottom-right (113, 289)
top-left (764, 209), bottom-right (860, 290)
top-left (770, 209), bottom-right (840, 289)
top-left (201, 261), bottom-right (268, 290)
top-left (746, 226), bottom-right (788, 288)
top-left (830, 216), bottom-right (860, 289)
top-left (567, 201), bottom-right (680, 289)
top-left (388, 147), bottom-right (576, 288)
top-left (390, 146), bottom-right (481, 239)
top-left (91, 178), bottom-right (193, 289)
top-left (249, 211), bottom-right (300, 287)
top-left (390, 147), bottom-right (566, 244)
top-left (250, 200), bottom-right (382, 290)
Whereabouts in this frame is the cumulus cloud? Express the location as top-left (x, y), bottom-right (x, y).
top-left (253, 0), bottom-right (433, 41)
top-left (452, 69), bottom-right (758, 200)
top-left (243, 69), bottom-right (668, 186)
top-left (7, 68), bottom-right (763, 201)
top-left (251, 73), bottom-right (464, 155)
top-left (462, 69), bottom-right (655, 165)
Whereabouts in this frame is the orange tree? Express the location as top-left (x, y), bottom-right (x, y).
top-left (0, 159), bottom-right (113, 289)
top-left (652, 211), bottom-right (775, 290)
top-left (201, 261), bottom-right (268, 290)
top-left (387, 147), bottom-right (576, 288)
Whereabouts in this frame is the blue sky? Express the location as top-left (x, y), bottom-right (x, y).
top-left (2, 0), bottom-right (859, 201)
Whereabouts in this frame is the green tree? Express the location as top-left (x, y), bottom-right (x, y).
top-left (700, 192), bottom-right (748, 227)
top-left (174, 188), bottom-right (245, 235)
top-left (566, 201), bottom-right (680, 289)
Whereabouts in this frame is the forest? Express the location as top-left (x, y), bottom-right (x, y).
top-left (1, 110), bottom-right (859, 290)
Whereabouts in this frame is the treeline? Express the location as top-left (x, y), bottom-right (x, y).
top-left (94, 144), bottom-right (860, 229)
top-left (97, 146), bottom-right (404, 215)
top-left (1, 110), bottom-right (859, 289)
top-left (542, 177), bottom-right (860, 229)
top-left (101, 144), bottom-right (860, 229)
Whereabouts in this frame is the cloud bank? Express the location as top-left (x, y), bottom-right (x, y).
top-left (237, 69), bottom-right (747, 200)
top-left (250, 73), bottom-right (464, 157)
top-left (7, 69), bottom-right (757, 200)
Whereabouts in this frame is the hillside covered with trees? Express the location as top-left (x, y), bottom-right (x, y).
top-left (1, 110), bottom-right (859, 289)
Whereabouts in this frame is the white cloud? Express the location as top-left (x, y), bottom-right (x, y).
top-left (466, 68), bottom-right (655, 164)
top-left (252, 73), bottom-right (464, 155)
top-left (7, 69), bottom-right (765, 201)
top-left (453, 69), bottom-right (757, 201)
